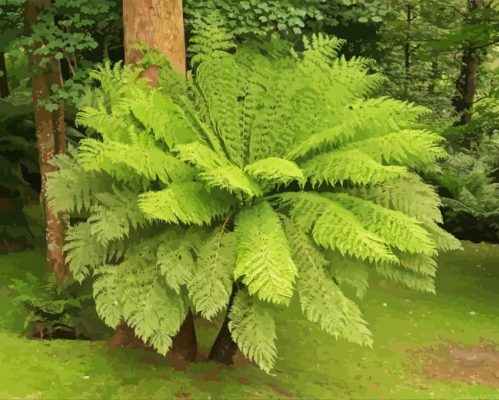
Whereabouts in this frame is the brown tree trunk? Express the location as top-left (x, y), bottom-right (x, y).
top-left (453, 46), bottom-right (479, 127)
top-left (452, 0), bottom-right (485, 132)
top-left (0, 52), bottom-right (9, 98)
top-left (403, 4), bottom-right (413, 98)
top-left (25, 0), bottom-right (68, 284)
top-left (123, 0), bottom-right (186, 85)
top-left (118, 0), bottom-right (197, 361)
top-left (208, 284), bottom-right (239, 364)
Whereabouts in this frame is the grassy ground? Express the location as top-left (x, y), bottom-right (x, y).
top-left (0, 241), bottom-right (498, 399)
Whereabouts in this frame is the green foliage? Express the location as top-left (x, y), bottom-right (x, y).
top-left (438, 133), bottom-right (499, 242)
top-left (48, 27), bottom-right (457, 372)
top-left (228, 290), bottom-right (277, 374)
top-left (8, 273), bottom-right (103, 339)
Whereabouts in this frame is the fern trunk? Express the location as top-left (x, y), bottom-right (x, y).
top-left (208, 284), bottom-right (239, 364)
top-left (26, 0), bottom-right (69, 284)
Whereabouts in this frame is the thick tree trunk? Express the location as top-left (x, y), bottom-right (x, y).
top-left (25, 0), bottom-right (68, 284)
top-left (118, 0), bottom-right (197, 361)
top-left (123, 0), bottom-right (186, 84)
top-left (208, 284), bottom-right (239, 364)
top-left (0, 52), bottom-right (9, 98)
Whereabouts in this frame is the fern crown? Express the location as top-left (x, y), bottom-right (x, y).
top-left (48, 24), bottom-right (460, 373)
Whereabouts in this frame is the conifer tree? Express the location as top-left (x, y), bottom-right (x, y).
top-left (47, 21), bottom-right (461, 372)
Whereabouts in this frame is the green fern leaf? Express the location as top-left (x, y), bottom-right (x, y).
top-left (64, 222), bottom-right (107, 282)
top-left (244, 157), bottom-right (305, 186)
top-left (283, 219), bottom-right (372, 346)
top-left (93, 265), bottom-right (122, 328)
top-left (228, 290), bottom-right (277, 373)
top-left (302, 149), bottom-right (408, 186)
top-left (327, 193), bottom-right (437, 255)
top-left (188, 228), bottom-right (236, 319)
top-left (276, 192), bottom-right (398, 264)
top-left (139, 181), bottom-right (234, 225)
top-left (234, 202), bottom-right (297, 305)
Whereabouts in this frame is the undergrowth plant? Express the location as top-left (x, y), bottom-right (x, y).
top-left (47, 22), bottom-right (460, 372)
top-left (439, 133), bottom-right (499, 242)
top-left (9, 273), bottom-right (105, 339)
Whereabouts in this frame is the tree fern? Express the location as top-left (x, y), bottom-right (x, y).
top-left (47, 28), bottom-right (460, 373)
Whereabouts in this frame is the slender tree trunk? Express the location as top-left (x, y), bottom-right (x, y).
top-left (403, 4), bottom-right (413, 98)
top-left (208, 284), bottom-right (239, 364)
top-left (25, 0), bottom-right (68, 284)
top-left (452, 0), bottom-right (485, 132)
top-left (118, 0), bottom-right (197, 361)
top-left (453, 46), bottom-right (479, 127)
top-left (0, 52), bottom-right (9, 98)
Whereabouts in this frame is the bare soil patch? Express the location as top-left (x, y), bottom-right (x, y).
top-left (419, 340), bottom-right (499, 388)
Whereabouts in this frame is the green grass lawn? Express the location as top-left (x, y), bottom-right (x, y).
top-left (0, 241), bottom-right (498, 399)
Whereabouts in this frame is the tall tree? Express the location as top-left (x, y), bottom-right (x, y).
top-left (452, 0), bottom-right (486, 127)
top-left (118, 0), bottom-right (197, 362)
top-left (0, 52), bottom-right (9, 98)
top-left (25, 0), bottom-right (68, 284)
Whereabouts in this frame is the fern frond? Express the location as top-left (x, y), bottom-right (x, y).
top-left (234, 201), bottom-right (297, 305)
top-left (156, 230), bottom-right (200, 294)
top-left (302, 149), bottom-right (408, 186)
top-left (123, 281), bottom-right (187, 354)
top-left (424, 222), bottom-right (463, 251)
top-left (93, 264), bottom-right (122, 328)
top-left (76, 106), bottom-right (133, 143)
top-left (328, 253), bottom-right (370, 300)
top-left (276, 192), bottom-right (398, 265)
top-left (175, 142), bottom-right (230, 170)
top-left (188, 11), bottom-right (236, 66)
top-left (244, 157), bottom-right (305, 187)
top-left (88, 190), bottom-right (149, 244)
top-left (228, 290), bottom-right (277, 373)
top-left (374, 264), bottom-right (436, 294)
top-left (188, 228), bottom-right (236, 319)
top-left (397, 252), bottom-right (437, 277)
top-left (47, 154), bottom-right (109, 213)
top-left (139, 182), bottom-right (234, 225)
top-left (283, 218), bottom-right (372, 346)
top-left (64, 222), bottom-right (107, 282)
top-left (78, 138), bottom-right (193, 184)
top-left (127, 89), bottom-right (200, 148)
top-left (327, 193), bottom-right (437, 255)
top-left (175, 143), bottom-right (262, 196)
top-left (349, 174), bottom-right (443, 224)
top-left (345, 130), bottom-right (447, 169)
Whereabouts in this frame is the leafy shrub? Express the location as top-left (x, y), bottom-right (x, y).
top-left (9, 273), bottom-right (108, 339)
top-left (439, 133), bottom-right (499, 243)
top-left (47, 27), bottom-right (460, 372)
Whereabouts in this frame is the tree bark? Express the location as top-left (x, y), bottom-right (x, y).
top-left (25, 0), bottom-right (68, 284)
top-left (452, 0), bottom-right (485, 130)
top-left (453, 46), bottom-right (479, 127)
top-left (403, 4), bottom-right (413, 97)
top-left (0, 52), bottom-right (9, 98)
top-left (208, 284), bottom-right (239, 364)
top-left (123, 0), bottom-right (186, 84)
top-left (119, 0), bottom-right (197, 361)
